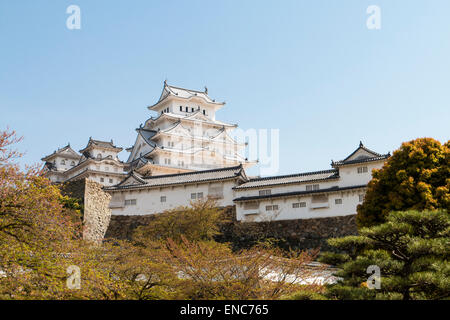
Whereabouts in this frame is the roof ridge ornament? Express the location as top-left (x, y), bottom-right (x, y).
top-left (204, 86), bottom-right (208, 94)
top-left (359, 141), bottom-right (364, 147)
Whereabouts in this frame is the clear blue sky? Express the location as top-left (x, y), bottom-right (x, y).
top-left (1, 0), bottom-right (449, 176)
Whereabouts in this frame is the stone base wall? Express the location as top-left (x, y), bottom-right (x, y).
top-left (104, 215), bottom-right (157, 240)
top-left (217, 207), bottom-right (358, 251)
top-left (105, 207), bottom-right (358, 251)
top-left (61, 179), bottom-right (112, 243)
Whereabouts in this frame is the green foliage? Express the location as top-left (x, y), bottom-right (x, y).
top-left (357, 138), bottom-right (450, 228)
top-left (59, 195), bottom-right (84, 215)
top-left (320, 209), bottom-right (450, 300)
top-left (282, 286), bottom-right (328, 300)
top-left (133, 199), bottom-right (228, 243)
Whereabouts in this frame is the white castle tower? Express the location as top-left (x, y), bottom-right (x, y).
top-left (126, 81), bottom-right (255, 175)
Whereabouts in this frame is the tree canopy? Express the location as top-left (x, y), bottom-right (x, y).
top-left (320, 209), bottom-right (449, 300)
top-left (357, 137), bottom-right (450, 228)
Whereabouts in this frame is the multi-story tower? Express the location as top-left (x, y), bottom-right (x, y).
top-left (42, 138), bottom-right (127, 186)
top-left (126, 81), bottom-right (255, 176)
top-left (41, 144), bottom-right (82, 183)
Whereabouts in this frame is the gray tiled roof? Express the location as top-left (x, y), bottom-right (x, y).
top-left (151, 81), bottom-right (225, 107)
top-left (332, 155), bottom-right (389, 166)
top-left (41, 144), bottom-right (81, 161)
top-left (233, 169), bottom-right (339, 190)
top-left (105, 164), bottom-right (246, 191)
top-left (332, 142), bottom-right (390, 166)
top-left (79, 137), bottom-right (123, 153)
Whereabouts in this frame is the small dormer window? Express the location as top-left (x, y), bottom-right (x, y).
top-left (70, 161), bottom-right (75, 166)
top-left (97, 154), bottom-right (102, 159)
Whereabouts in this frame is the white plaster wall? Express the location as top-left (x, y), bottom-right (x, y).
top-left (53, 155), bottom-right (78, 171)
top-left (109, 180), bottom-right (238, 216)
top-left (337, 162), bottom-right (384, 188)
top-left (235, 190), bottom-right (366, 222)
top-left (167, 99), bottom-right (216, 120)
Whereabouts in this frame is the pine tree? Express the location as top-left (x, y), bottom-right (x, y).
top-left (320, 209), bottom-right (449, 300)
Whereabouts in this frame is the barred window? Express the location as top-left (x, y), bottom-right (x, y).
top-left (357, 166), bottom-right (368, 174)
top-left (259, 190), bottom-right (271, 196)
top-left (335, 198), bottom-right (343, 205)
top-left (306, 184), bottom-right (319, 191)
top-left (161, 196), bottom-right (166, 203)
top-left (191, 193), bottom-right (197, 200)
top-left (359, 194), bottom-right (365, 202)
top-left (293, 202), bottom-right (306, 208)
top-left (124, 199), bottom-right (137, 206)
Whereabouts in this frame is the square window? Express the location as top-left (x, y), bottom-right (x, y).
top-left (306, 185), bottom-right (313, 191)
top-left (125, 199), bottom-right (136, 206)
top-left (313, 184), bottom-right (319, 190)
top-left (100, 178), bottom-right (104, 182)
top-left (335, 198), bottom-right (343, 205)
top-left (300, 202), bottom-right (306, 207)
top-left (359, 194), bottom-right (365, 202)
top-left (358, 166), bottom-right (368, 174)
top-left (293, 203), bottom-right (299, 208)
top-left (273, 205), bottom-right (279, 210)
top-left (265, 205), bottom-right (272, 211)
top-left (191, 193), bottom-right (197, 200)
top-left (197, 192), bottom-right (203, 199)
top-left (161, 196), bottom-right (166, 203)
top-left (109, 179), bottom-right (113, 183)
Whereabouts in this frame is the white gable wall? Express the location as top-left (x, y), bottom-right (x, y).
top-left (337, 161), bottom-right (384, 187)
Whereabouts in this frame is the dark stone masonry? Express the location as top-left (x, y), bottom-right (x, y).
top-left (105, 206), bottom-right (358, 251)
